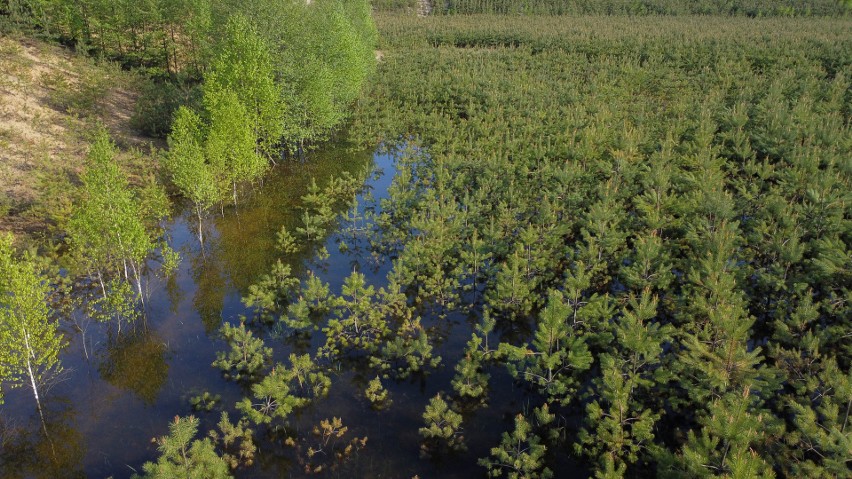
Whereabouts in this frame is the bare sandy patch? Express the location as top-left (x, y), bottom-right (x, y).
top-left (0, 35), bottom-right (159, 237)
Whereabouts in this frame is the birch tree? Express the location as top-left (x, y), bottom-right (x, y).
top-left (68, 131), bottom-right (156, 315)
top-left (0, 234), bottom-right (63, 424)
top-left (204, 88), bottom-right (266, 207)
top-left (205, 13), bottom-right (283, 159)
top-left (164, 106), bottom-right (221, 244)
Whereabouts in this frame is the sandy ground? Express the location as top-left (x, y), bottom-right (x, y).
top-left (0, 35), bottom-right (156, 237)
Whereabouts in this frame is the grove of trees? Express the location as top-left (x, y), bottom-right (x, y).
top-left (1, 1), bottom-right (377, 475)
top-left (340, 11), bottom-right (850, 478)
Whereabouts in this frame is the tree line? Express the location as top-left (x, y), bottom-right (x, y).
top-left (369, 0), bottom-right (850, 15)
top-left (1, 0), bottom-right (377, 145)
top-left (422, 0), bottom-right (849, 16)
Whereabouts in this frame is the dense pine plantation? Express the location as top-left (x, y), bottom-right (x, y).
top-left (428, 0), bottom-right (848, 15)
top-left (340, 13), bottom-right (852, 478)
top-left (2, 2), bottom-right (852, 478)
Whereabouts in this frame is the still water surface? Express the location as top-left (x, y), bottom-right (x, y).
top-left (1, 142), bottom-right (567, 478)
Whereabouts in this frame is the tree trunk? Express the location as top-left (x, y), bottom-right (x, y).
top-left (162, 36), bottom-right (171, 74)
top-left (24, 337), bottom-right (43, 415)
top-left (195, 203), bottom-right (204, 246)
top-left (97, 269), bottom-right (107, 300)
top-left (23, 333), bottom-right (57, 460)
top-left (130, 260), bottom-right (145, 310)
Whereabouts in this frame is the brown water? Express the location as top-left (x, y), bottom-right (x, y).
top-left (0, 141), bottom-right (582, 478)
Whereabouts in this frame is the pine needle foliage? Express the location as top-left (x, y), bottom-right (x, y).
top-left (343, 11), bottom-right (852, 478)
top-left (212, 322), bottom-right (272, 382)
top-left (419, 393), bottom-right (466, 456)
top-left (478, 406), bottom-right (555, 479)
top-left (135, 415), bottom-right (232, 479)
top-left (236, 354), bottom-right (330, 427)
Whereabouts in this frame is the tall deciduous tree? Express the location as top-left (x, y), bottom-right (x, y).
top-left (0, 234), bottom-right (63, 423)
top-left (205, 13), bottom-right (283, 159)
top-left (164, 106), bottom-right (220, 244)
top-left (68, 131), bottom-right (157, 314)
top-left (218, 0), bottom-right (377, 148)
top-left (204, 87), bottom-right (266, 207)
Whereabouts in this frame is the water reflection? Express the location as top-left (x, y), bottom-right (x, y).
top-left (191, 251), bottom-right (228, 334)
top-left (183, 142), bottom-right (374, 333)
top-left (164, 270), bottom-right (184, 316)
top-left (1, 140), bottom-right (378, 479)
top-left (98, 329), bottom-right (169, 405)
top-left (213, 142), bottom-right (374, 297)
top-left (0, 396), bottom-right (85, 479)
top-left (1, 140), bottom-right (382, 479)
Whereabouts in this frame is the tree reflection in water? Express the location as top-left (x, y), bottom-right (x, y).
top-left (0, 396), bottom-right (85, 479)
top-left (98, 329), bottom-right (169, 405)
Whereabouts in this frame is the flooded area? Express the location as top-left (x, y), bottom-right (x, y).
top-left (1, 140), bottom-right (563, 479)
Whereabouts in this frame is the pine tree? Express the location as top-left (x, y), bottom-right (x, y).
top-left (290, 416), bottom-right (368, 474)
top-left (578, 291), bottom-right (672, 477)
top-left (452, 316), bottom-right (496, 406)
top-left (784, 357), bottom-right (852, 477)
top-left (242, 260), bottom-right (299, 314)
top-left (499, 290), bottom-right (593, 405)
top-left (237, 366), bottom-right (306, 427)
top-left (489, 249), bottom-right (536, 318)
top-left (579, 181), bottom-right (628, 284)
top-left (419, 393), bottom-right (465, 456)
top-left (212, 322), bottom-right (272, 382)
top-left (659, 387), bottom-right (778, 479)
top-left (561, 259), bottom-right (616, 348)
top-left (676, 221), bottom-right (774, 406)
top-left (365, 376), bottom-right (391, 409)
top-left (479, 406), bottom-right (554, 479)
top-left (286, 353), bottom-right (331, 400)
top-left (134, 415), bottom-right (232, 479)
top-left (210, 412), bottom-right (256, 470)
top-left (320, 271), bottom-right (389, 359)
top-left (236, 354), bottom-right (329, 427)
top-left (619, 234), bottom-right (674, 294)
top-left (459, 228), bottom-right (492, 296)
top-left (371, 315), bottom-right (441, 379)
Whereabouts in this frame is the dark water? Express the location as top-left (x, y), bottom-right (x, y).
top-left (0, 141), bottom-right (579, 478)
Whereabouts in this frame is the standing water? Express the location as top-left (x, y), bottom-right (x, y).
top-left (0, 140), bottom-right (578, 478)
top-left (1, 141), bottom-right (377, 478)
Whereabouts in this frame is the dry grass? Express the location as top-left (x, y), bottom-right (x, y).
top-left (0, 35), bottom-right (161, 238)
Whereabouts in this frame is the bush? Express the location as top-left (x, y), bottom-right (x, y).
top-left (131, 79), bottom-right (200, 138)
top-left (42, 67), bottom-right (112, 116)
